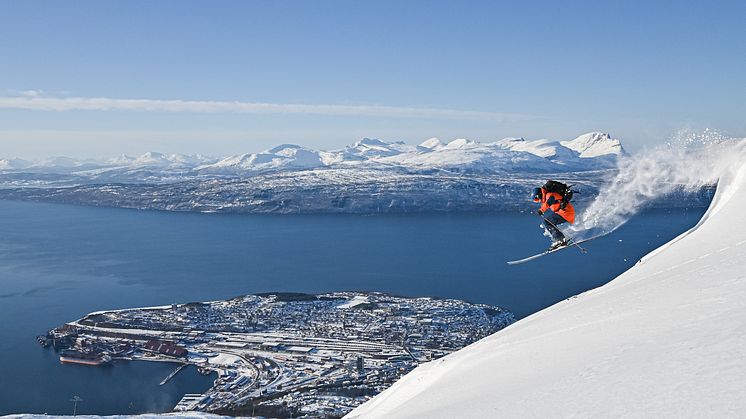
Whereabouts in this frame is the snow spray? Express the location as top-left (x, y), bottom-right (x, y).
top-left (567, 129), bottom-right (746, 240)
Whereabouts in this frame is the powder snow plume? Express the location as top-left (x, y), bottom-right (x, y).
top-left (568, 129), bottom-right (746, 240)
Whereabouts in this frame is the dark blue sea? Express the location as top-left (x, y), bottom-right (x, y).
top-left (0, 200), bottom-right (706, 415)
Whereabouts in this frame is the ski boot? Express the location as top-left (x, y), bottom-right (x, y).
top-left (548, 238), bottom-right (568, 251)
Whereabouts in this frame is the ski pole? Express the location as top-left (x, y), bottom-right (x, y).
top-left (541, 215), bottom-right (587, 253)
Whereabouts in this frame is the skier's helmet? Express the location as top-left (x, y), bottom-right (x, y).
top-left (531, 187), bottom-right (542, 200)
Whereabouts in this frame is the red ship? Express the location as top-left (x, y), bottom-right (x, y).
top-left (59, 349), bottom-right (112, 366)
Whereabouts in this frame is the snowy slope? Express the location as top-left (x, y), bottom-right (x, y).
top-left (347, 146), bottom-right (746, 418)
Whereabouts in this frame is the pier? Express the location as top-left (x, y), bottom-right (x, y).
top-left (159, 363), bottom-right (187, 386)
top-left (173, 393), bottom-right (204, 411)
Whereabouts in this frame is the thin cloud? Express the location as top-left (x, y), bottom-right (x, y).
top-left (0, 94), bottom-right (535, 121)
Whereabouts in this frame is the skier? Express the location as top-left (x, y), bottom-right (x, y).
top-left (532, 180), bottom-right (576, 250)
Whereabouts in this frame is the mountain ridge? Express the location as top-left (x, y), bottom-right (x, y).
top-left (0, 132), bottom-right (624, 179)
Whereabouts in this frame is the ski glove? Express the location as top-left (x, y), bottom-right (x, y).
top-left (537, 209), bottom-right (544, 215)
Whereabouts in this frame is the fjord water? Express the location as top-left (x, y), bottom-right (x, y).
top-left (0, 200), bottom-right (705, 415)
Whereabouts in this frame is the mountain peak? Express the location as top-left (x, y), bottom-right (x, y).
top-left (561, 132), bottom-right (625, 158)
top-left (355, 138), bottom-right (390, 147)
top-left (444, 138), bottom-right (476, 149)
top-left (133, 151), bottom-right (169, 165)
top-left (267, 144), bottom-right (303, 154)
top-left (418, 138), bottom-right (445, 150)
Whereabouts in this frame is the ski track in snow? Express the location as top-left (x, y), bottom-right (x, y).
top-left (569, 133), bottom-right (741, 241)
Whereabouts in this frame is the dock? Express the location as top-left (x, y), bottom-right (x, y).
top-left (159, 363), bottom-right (187, 386)
top-left (173, 393), bottom-right (204, 411)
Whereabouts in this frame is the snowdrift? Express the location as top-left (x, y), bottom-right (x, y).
top-left (347, 145), bottom-right (746, 418)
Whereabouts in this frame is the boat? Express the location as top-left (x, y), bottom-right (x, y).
top-left (197, 366), bottom-right (214, 376)
top-left (59, 349), bottom-right (112, 366)
top-left (36, 335), bottom-right (51, 347)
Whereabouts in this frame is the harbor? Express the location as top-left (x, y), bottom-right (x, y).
top-left (40, 291), bottom-right (514, 417)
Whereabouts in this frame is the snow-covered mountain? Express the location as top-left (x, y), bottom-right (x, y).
top-left (0, 132), bottom-right (624, 180)
top-left (197, 144), bottom-right (325, 174)
top-left (495, 132), bottom-right (624, 168)
top-left (0, 157), bottom-right (32, 170)
top-left (496, 137), bottom-right (579, 160)
top-left (562, 131), bottom-right (625, 158)
top-left (192, 132), bottom-right (623, 176)
top-left (108, 152), bottom-right (217, 169)
top-left (380, 138), bottom-right (562, 173)
top-left (0, 132), bottom-right (712, 215)
top-left (337, 137), bottom-right (415, 161)
top-left (347, 142), bottom-right (746, 418)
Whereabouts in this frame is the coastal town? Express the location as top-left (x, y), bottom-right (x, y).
top-left (40, 292), bottom-right (514, 418)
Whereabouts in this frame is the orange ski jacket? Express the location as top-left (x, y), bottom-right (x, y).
top-left (534, 187), bottom-right (575, 224)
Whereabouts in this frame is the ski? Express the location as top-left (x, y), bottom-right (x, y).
top-left (506, 234), bottom-right (608, 265)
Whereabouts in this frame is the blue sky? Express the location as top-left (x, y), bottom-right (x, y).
top-left (1, 0), bottom-right (744, 158)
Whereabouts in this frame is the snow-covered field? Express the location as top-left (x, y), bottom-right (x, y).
top-left (347, 141), bottom-right (746, 418)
